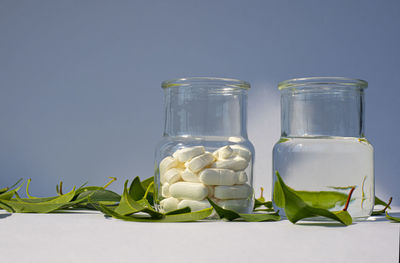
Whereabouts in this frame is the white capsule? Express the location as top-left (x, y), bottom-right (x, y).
top-left (207, 186), bottom-right (214, 198)
top-left (185, 152), bottom-right (215, 172)
top-left (159, 156), bottom-right (179, 176)
top-left (235, 171), bottom-right (248, 184)
top-left (230, 145), bottom-right (252, 161)
top-left (212, 156), bottom-right (249, 171)
top-left (214, 184), bottom-right (252, 199)
top-left (160, 197), bottom-right (179, 212)
top-left (161, 182), bottom-right (171, 198)
top-left (169, 182), bottom-right (209, 201)
top-left (212, 145), bottom-right (234, 160)
top-left (199, 168), bottom-right (237, 186)
top-left (173, 146), bottom-right (205, 162)
top-left (217, 199), bottom-right (250, 213)
top-left (181, 168), bottom-right (200, 183)
top-left (178, 199), bottom-right (211, 212)
top-left (163, 168), bottom-right (183, 184)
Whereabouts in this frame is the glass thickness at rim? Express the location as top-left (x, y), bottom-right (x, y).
top-left (162, 77), bottom-right (250, 90)
top-left (278, 77), bottom-right (368, 90)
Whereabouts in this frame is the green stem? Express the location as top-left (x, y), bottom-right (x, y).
top-left (103, 177), bottom-right (117, 189)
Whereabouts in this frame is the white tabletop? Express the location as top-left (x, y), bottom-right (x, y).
top-left (0, 210), bottom-right (399, 263)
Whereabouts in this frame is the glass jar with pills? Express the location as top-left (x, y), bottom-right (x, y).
top-left (154, 77), bottom-right (254, 215)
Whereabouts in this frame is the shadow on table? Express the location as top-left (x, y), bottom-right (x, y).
top-left (295, 222), bottom-right (350, 227)
top-left (51, 210), bottom-right (102, 215)
top-left (0, 213), bottom-right (12, 219)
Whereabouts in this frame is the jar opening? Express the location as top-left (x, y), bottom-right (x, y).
top-left (162, 77), bottom-right (250, 90)
top-left (278, 77), bottom-right (368, 91)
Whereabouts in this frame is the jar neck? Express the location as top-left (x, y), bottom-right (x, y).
top-left (163, 87), bottom-right (248, 138)
top-left (280, 88), bottom-right (365, 138)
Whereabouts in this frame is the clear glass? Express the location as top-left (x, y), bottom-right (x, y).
top-left (273, 77), bottom-right (374, 220)
top-left (155, 77), bottom-right (254, 215)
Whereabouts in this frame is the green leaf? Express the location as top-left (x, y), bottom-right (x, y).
top-left (75, 189), bottom-right (120, 203)
top-left (375, 196), bottom-right (391, 208)
top-left (274, 180), bottom-right (350, 211)
top-left (372, 197), bottom-right (392, 216)
top-left (98, 203), bottom-right (213, 222)
top-left (165, 207), bottom-right (191, 215)
top-left (277, 138), bottom-right (289, 144)
top-left (9, 178), bottom-right (23, 190)
top-left (253, 208), bottom-right (275, 212)
top-left (14, 179), bottom-right (60, 203)
top-left (273, 180), bottom-right (285, 208)
top-left (0, 187), bottom-right (9, 195)
top-left (0, 182), bottom-right (24, 201)
top-left (141, 176), bottom-right (154, 191)
top-left (114, 180), bottom-right (162, 218)
top-left (0, 200), bottom-right (14, 212)
top-left (142, 180), bottom-right (154, 206)
top-left (294, 190), bottom-right (348, 210)
top-left (253, 187), bottom-right (273, 210)
top-left (2, 187), bottom-right (77, 213)
top-left (238, 212), bottom-right (281, 222)
top-left (358, 138), bottom-right (371, 144)
top-left (208, 198), bottom-right (241, 221)
top-left (385, 212), bottom-right (400, 223)
top-left (129, 177), bottom-right (146, 201)
top-left (75, 186), bottom-right (104, 196)
top-left (208, 198), bottom-right (280, 222)
top-left (327, 185), bottom-right (356, 190)
top-left (254, 200), bottom-right (273, 209)
top-left (274, 171), bottom-right (352, 225)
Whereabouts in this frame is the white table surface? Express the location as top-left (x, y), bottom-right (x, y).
top-left (0, 209), bottom-right (399, 263)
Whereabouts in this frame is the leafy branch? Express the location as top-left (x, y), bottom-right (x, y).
top-left (0, 175), bottom-right (398, 224)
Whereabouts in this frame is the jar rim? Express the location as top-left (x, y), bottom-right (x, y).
top-left (278, 77), bottom-right (368, 90)
top-left (161, 77), bottom-right (250, 90)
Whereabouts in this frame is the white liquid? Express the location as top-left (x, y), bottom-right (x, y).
top-left (273, 137), bottom-right (374, 219)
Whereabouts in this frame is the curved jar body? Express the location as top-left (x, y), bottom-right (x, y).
top-left (273, 77), bottom-right (374, 220)
top-left (155, 77), bottom-right (254, 214)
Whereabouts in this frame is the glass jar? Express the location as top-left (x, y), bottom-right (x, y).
top-left (272, 77), bottom-right (374, 220)
top-left (154, 77), bottom-right (254, 214)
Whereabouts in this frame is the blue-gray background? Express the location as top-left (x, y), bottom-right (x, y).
top-left (1, 0), bottom-right (399, 201)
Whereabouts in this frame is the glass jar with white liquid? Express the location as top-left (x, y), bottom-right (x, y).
top-left (273, 77), bottom-right (374, 220)
top-left (154, 77), bottom-right (254, 215)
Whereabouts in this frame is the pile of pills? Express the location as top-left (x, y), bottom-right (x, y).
top-left (158, 145), bottom-right (252, 213)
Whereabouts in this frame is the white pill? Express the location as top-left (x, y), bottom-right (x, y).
top-left (230, 145), bottom-right (252, 161)
top-left (185, 152), bottom-right (215, 172)
top-left (160, 197), bottom-right (179, 212)
top-left (163, 168), bottom-right (183, 184)
top-left (217, 199), bottom-right (250, 213)
top-left (173, 146), bottom-right (205, 162)
top-left (212, 156), bottom-right (249, 171)
top-left (161, 182), bottom-right (171, 198)
top-left (199, 168), bottom-right (237, 186)
top-left (207, 186), bottom-right (214, 198)
top-left (213, 145), bottom-right (233, 159)
top-left (178, 199), bottom-right (211, 212)
top-left (214, 184), bottom-right (252, 199)
top-left (169, 182), bottom-right (209, 200)
top-left (235, 171), bottom-right (248, 184)
top-left (159, 156), bottom-right (179, 176)
top-left (181, 168), bottom-right (200, 183)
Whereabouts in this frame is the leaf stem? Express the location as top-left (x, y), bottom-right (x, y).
top-left (382, 197), bottom-right (392, 213)
top-left (103, 177), bottom-right (117, 189)
top-left (259, 187), bottom-right (264, 199)
top-left (343, 187), bottom-right (355, 212)
top-left (59, 181), bottom-right (63, 195)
